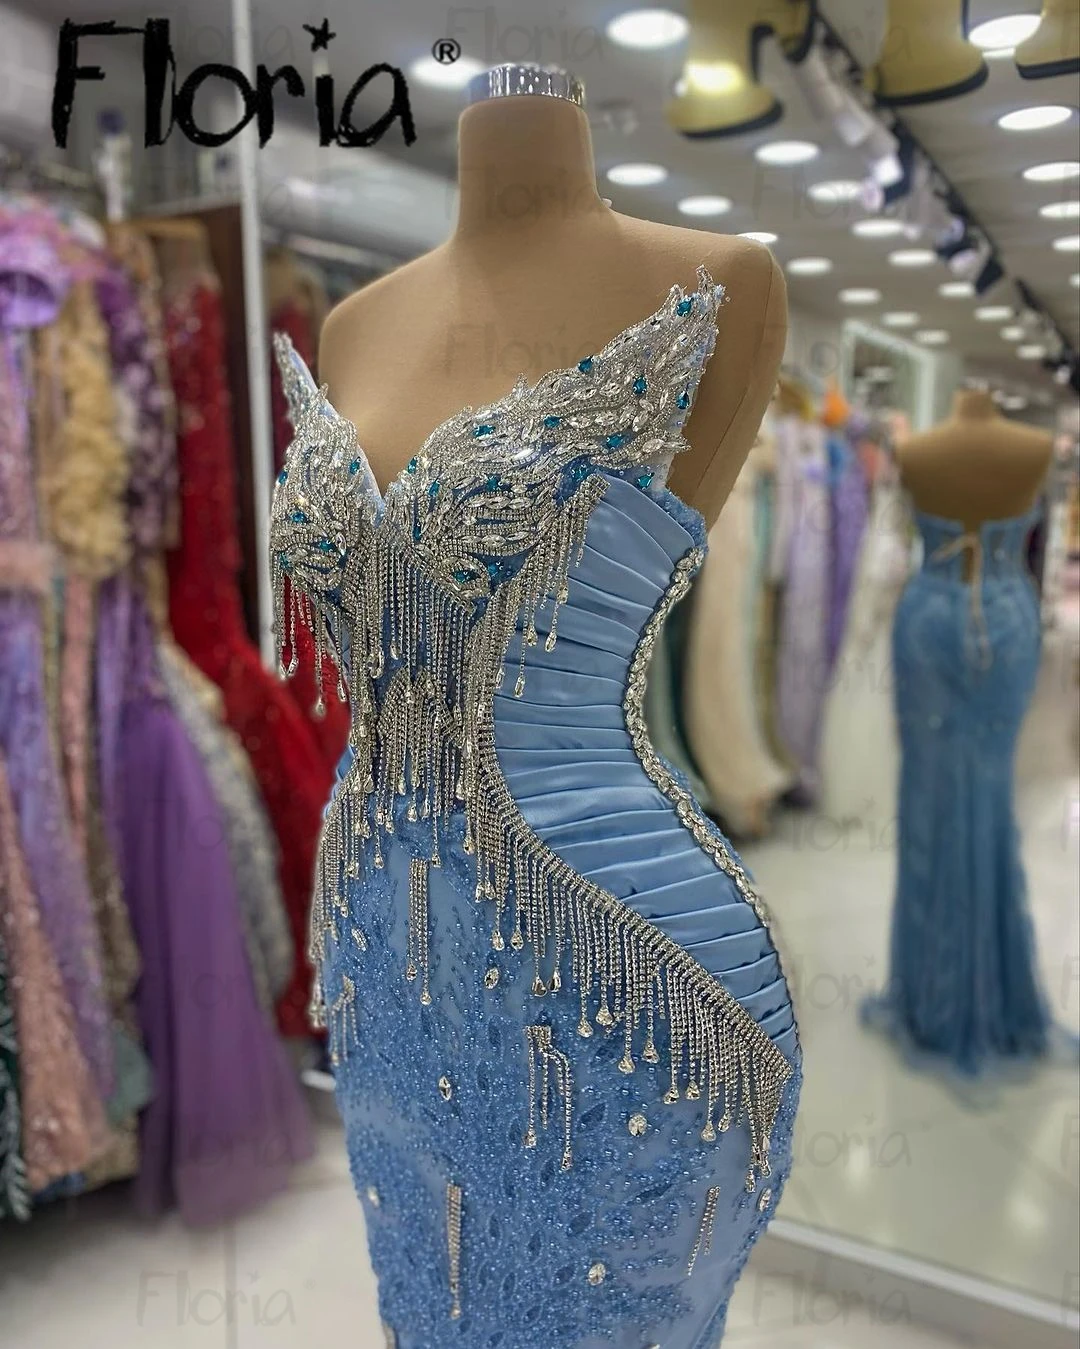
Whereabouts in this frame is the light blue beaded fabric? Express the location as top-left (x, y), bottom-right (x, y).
top-left (865, 507), bottom-right (1052, 1074)
top-left (272, 270), bottom-right (800, 1348)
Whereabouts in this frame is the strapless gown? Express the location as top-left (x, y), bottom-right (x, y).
top-left (866, 506), bottom-right (1051, 1073)
top-left (272, 269), bottom-right (800, 1348)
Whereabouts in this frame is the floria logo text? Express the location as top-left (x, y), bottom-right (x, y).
top-left (52, 19), bottom-right (416, 150)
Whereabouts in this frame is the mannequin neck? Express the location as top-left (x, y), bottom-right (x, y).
top-left (452, 96), bottom-right (608, 246)
top-left (952, 388), bottom-right (999, 420)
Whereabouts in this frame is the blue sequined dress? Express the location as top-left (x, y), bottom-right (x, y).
top-left (866, 506), bottom-right (1051, 1074)
top-left (271, 270), bottom-right (800, 1348)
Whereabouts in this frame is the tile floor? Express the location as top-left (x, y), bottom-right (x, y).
top-left (0, 627), bottom-right (1075, 1348)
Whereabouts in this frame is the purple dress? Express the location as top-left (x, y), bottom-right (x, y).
top-left (90, 258), bottom-right (314, 1225)
top-left (826, 433), bottom-right (869, 672)
top-left (0, 222), bottom-right (115, 1103)
top-left (773, 418), bottom-right (831, 801)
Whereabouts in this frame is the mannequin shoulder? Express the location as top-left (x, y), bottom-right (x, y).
top-left (317, 248), bottom-right (447, 389)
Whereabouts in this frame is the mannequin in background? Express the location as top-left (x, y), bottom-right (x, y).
top-left (319, 79), bottom-right (786, 527)
top-left (866, 388), bottom-right (1057, 1076)
top-left (898, 388), bottom-right (1052, 530)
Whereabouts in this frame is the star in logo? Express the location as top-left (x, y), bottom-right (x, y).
top-left (303, 19), bottom-right (336, 51)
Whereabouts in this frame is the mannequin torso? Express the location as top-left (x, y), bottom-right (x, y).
top-left (898, 389), bottom-right (1052, 529)
top-left (318, 93), bottom-right (786, 528)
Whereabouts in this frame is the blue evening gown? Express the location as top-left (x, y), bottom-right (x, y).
top-left (867, 506), bottom-right (1051, 1074)
top-left (271, 269), bottom-right (800, 1348)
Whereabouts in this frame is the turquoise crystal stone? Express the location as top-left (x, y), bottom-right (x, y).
top-left (577, 357), bottom-right (593, 373)
top-left (486, 560), bottom-right (500, 579)
top-left (406, 457), bottom-right (418, 473)
top-left (633, 376), bottom-right (647, 396)
top-left (316, 539), bottom-right (334, 553)
top-left (277, 469), bottom-right (288, 484)
top-left (677, 389), bottom-right (690, 410)
top-left (429, 480), bottom-right (441, 498)
top-left (474, 424), bottom-right (495, 437)
top-left (676, 295), bottom-right (694, 316)
top-left (348, 458), bottom-right (362, 475)
top-left (605, 431), bottom-right (632, 450)
top-left (543, 415), bottom-right (561, 429)
top-left (486, 475), bottom-right (501, 492)
top-left (636, 471), bottom-right (654, 489)
top-left (569, 461), bottom-right (590, 483)
top-left (290, 510), bottom-right (308, 524)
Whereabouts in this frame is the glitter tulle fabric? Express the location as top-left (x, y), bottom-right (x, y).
top-left (273, 272), bottom-right (800, 1347)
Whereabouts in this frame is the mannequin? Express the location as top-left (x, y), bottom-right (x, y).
top-left (319, 65), bottom-right (787, 528)
top-left (897, 388), bottom-right (1052, 529)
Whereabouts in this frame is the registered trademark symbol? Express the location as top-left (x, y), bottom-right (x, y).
top-left (432, 38), bottom-right (461, 64)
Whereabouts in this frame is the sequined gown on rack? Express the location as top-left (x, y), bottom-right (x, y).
top-left (272, 271), bottom-right (800, 1349)
top-left (867, 507), bottom-right (1050, 1073)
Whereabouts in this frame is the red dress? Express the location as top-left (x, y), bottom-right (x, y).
top-left (268, 297), bottom-right (350, 775)
top-left (164, 278), bottom-right (329, 1037)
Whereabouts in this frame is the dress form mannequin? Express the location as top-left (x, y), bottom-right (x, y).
top-left (897, 388), bottom-right (1052, 529)
top-left (319, 65), bottom-right (787, 528)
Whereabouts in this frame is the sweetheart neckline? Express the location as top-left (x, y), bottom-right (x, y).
top-left (277, 264), bottom-right (722, 506)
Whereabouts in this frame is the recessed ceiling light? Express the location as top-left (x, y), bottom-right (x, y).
top-left (1039, 200), bottom-right (1080, 219)
top-left (998, 106), bottom-right (1073, 132)
top-left (1002, 394), bottom-right (1029, 411)
top-left (739, 231), bottom-right (778, 244)
top-left (939, 281), bottom-right (975, 297)
top-left (1023, 161), bottom-right (1080, 183)
top-left (889, 248), bottom-right (937, 267)
top-left (1052, 234), bottom-right (1080, 252)
top-left (409, 54), bottom-right (486, 89)
top-left (1018, 344), bottom-right (1046, 359)
top-left (786, 257), bottom-right (833, 275)
top-left (975, 305), bottom-right (1014, 320)
top-left (882, 311), bottom-right (919, 327)
top-left (852, 218), bottom-right (905, 239)
top-left (1001, 325), bottom-right (1027, 340)
top-left (969, 15), bottom-right (1042, 50)
top-left (839, 287), bottom-right (882, 304)
top-left (1073, 273), bottom-right (1080, 287)
top-left (606, 162), bottom-right (668, 186)
top-left (677, 195), bottom-right (732, 217)
top-left (915, 330), bottom-right (949, 345)
top-left (984, 46), bottom-right (1019, 60)
top-left (606, 8), bottom-right (689, 48)
top-left (808, 179), bottom-right (863, 204)
top-left (754, 140), bottom-right (820, 166)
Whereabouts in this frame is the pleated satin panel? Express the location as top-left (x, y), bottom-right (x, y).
top-left (494, 474), bottom-right (797, 1062)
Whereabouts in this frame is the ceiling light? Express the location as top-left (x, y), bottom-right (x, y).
top-left (998, 106), bottom-right (1073, 132)
top-left (1002, 394), bottom-right (1029, 411)
top-left (1040, 200), bottom-right (1080, 219)
top-left (915, 330), bottom-right (949, 345)
top-left (683, 61), bottom-right (747, 95)
top-left (754, 140), bottom-right (820, 166)
top-left (939, 281), bottom-right (975, 297)
top-left (786, 257), bottom-right (833, 275)
top-left (1018, 343), bottom-right (1046, 359)
top-left (969, 15), bottom-right (1042, 51)
top-left (1072, 273), bottom-right (1080, 287)
top-left (739, 231), bottom-right (778, 244)
top-left (1023, 162), bottom-right (1080, 182)
top-left (889, 248), bottom-right (937, 267)
top-left (975, 305), bottom-right (1014, 320)
top-left (808, 179), bottom-right (863, 204)
top-left (852, 218), bottom-right (905, 239)
top-left (882, 311), bottom-right (919, 327)
top-left (839, 287), bottom-right (881, 304)
top-left (1001, 325), bottom-right (1026, 340)
top-left (1052, 234), bottom-right (1080, 251)
top-left (606, 8), bottom-right (689, 48)
top-left (677, 195), bottom-right (732, 217)
top-left (409, 54), bottom-right (486, 89)
top-left (606, 162), bottom-right (668, 186)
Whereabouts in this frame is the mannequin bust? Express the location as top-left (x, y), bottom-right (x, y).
top-left (897, 388), bottom-right (1052, 529)
top-left (318, 66), bottom-right (787, 528)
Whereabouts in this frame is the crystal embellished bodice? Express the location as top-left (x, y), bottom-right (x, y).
top-left (271, 270), bottom-right (799, 1347)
